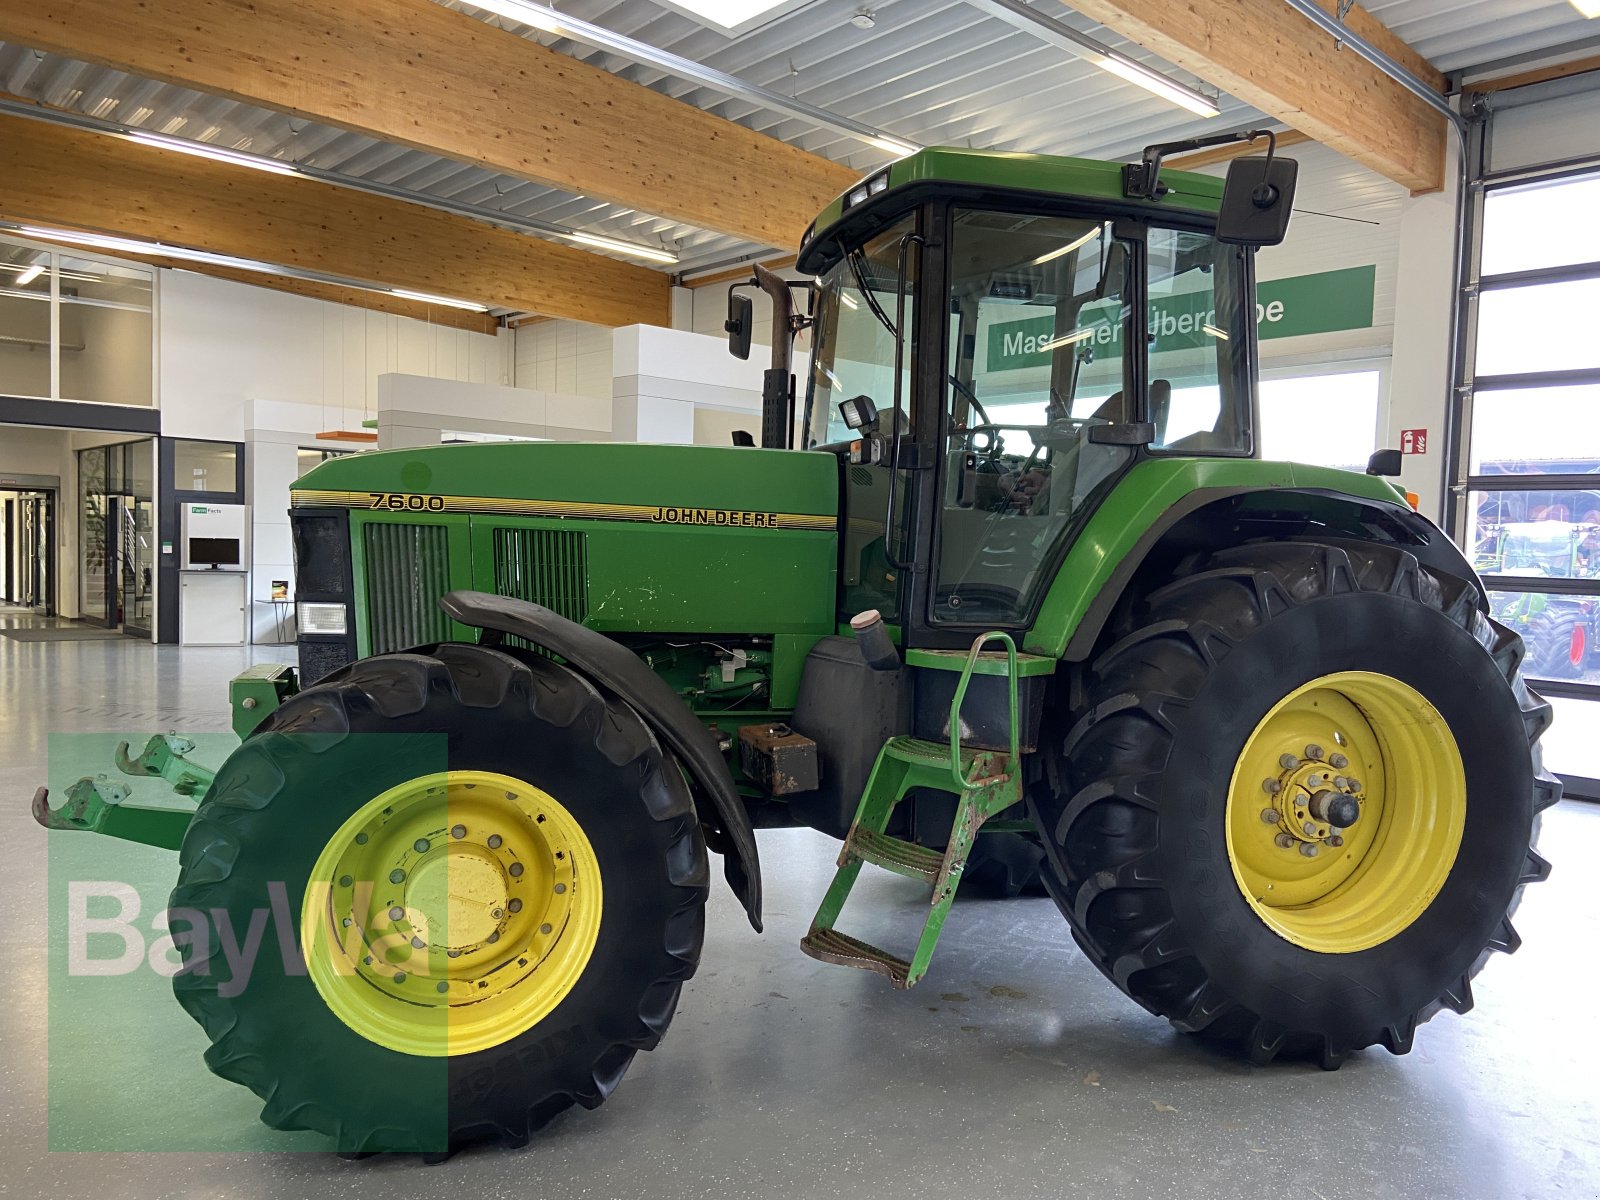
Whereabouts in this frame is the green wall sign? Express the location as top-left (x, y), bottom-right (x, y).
top-left (985, 264), bottom-right (1378, 372)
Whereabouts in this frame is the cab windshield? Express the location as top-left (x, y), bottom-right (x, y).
top-left (805, 213), bottom-right (916, 447)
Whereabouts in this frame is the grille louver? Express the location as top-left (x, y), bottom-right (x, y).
top-left (363, 523), bottom-right (452, 654)
top-left (493, 527), bottom-right (588, 623)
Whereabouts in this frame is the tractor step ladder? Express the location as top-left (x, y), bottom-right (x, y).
top-left (800, 632), bottom-right (1024, 988)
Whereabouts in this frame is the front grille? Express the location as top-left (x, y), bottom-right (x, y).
top-left (492, 527), bottom-right (587, 622)
top-left (363, 523), bottom-right (452, 654)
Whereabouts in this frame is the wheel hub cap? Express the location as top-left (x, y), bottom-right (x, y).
top-left (1225, 671), bottom-right (1467, 954)
top-left (301, 770), bottom-right (602, 1057)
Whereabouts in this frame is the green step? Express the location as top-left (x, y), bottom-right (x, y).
top-left (799, 927), bottom-right (912, 988)
top-left (801, 631), bottom-right (1028, 990)
top-left (847, 827), bottom-right (943, 883)
top-left (883, 735), bottom-right (978, 769)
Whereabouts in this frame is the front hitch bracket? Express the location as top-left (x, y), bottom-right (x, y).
top-left (32, 733), bottom-right (217, 850)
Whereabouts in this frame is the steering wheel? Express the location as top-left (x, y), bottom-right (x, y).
top-left (961, 423), bottom-right (1009, 462)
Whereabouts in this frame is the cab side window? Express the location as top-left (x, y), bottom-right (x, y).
top-left (1146, 227), bottom-right (1252, 454)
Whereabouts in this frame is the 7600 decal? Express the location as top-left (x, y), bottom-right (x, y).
top-left (368, 492), bottom-right (446, 512)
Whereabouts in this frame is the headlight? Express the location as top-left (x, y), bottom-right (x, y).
top-left (297, 602), bottom-right (348, 635)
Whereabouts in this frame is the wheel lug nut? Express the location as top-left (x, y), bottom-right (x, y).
top-left (1329, 835), bottom-right (1345, 848)
top-left (488, 835), bottom-right (503, 850)
top-left (1275, 833), bottom-right (1296, 849)
top-left (1346, 779), bottom-right (1362, 793)
top-left (1332, 775), bottom-right (1348, 790)
top-left (450, 824), bottom-right (467, 839)
top-left (1329, 753), bottom-right (1349, 769)
top-left (508, 898), bottom-right (523, 913)
top-left (1279, 754), bottom-right (1299, 770)
top-left (1302, 821), bottom-right (1317, 836)
top-left (1262, 778), bottom-right (1282, 795)
top-left (1260, 808), bottom-right (1282, 824)
top-left (1304, 744), bottom-right (1324, 761)
top-left (1299, 843), bottom-right (1320, 858)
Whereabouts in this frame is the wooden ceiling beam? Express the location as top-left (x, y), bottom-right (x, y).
top-left (0, 113), bottom-right (669, 327)
top-left (0, 0), bottom-right (859, 251)
top-left (1063, 0), bottom-right (1448, 193)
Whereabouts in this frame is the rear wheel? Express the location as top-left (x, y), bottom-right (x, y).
top-left (170, 644), bottom-right (708, 1153)
top-left (1526, 607), bottom-right (1585, 679)
top-left (1030, 541), bottom-right (1556, 1066)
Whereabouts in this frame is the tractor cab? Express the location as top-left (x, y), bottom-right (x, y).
top-left (734, 142), bottom-right (1293, 647)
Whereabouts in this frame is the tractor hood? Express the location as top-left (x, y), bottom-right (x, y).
top-left (291, 440), bottom-right (840, 638)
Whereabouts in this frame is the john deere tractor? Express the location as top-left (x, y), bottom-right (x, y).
top-left (36, 134), bottom-right (1557, 1156)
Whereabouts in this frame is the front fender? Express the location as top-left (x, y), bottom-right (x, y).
top-left (439, 590), bottom-right (762, 931)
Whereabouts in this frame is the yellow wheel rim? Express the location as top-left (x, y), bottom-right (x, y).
top-left (1224, 671), bottom-right (1466, 954)
top-left (300, 770), bottom-right (602, 1057)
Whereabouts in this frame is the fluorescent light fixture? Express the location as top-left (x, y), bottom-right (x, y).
top-left (564, 230), bottom-right (679, 265)
top-left (16, 225), bottom-right (275, 273)
top-left (1201, 323), bottom-right (1230, 341)
top-left (970, 0), bottom-right (1219, 118)
top-left (13, 262), bottom-right (45, 286)
top-left (661, 0), bottom-right (793, 29)
top-left (1094, 56), bottom-right (1221, 118)
top-left (1569, 0), bottom-right (1600, 16)
top-left (390, 288), bottom-right (492, 313)
top-left (1039, 328), bottom-right (1095, 352)
top-left (868, 136), bottom-right (919, 158)
top-left (839, 292), bottom-right (860, 310)
top-left (462, 0), bottom-right (567, 33)
top-left (1031, 224), bottom-right (1103, 267)
top-left (124, 130), bottom-right (302, 177)
top-left (14, 224), bottom-right (492, 314)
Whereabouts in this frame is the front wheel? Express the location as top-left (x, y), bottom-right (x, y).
top-left (1031, 541), bottom-right (1557, 1067)
top-left (170, 644), bottom-right (708, 1154)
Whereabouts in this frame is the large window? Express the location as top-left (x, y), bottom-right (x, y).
top-left (1459, 170), bottom-right (1600, 690)
top-left (1258, 369), bottom-right (1382, 471)
top-left (0, 235), bottom-right (154, 407)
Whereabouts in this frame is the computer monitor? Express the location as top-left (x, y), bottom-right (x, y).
top-left (189, 536), bottom-right (241, 567)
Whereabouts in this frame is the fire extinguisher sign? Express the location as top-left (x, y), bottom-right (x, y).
top-left (1400, 428), bottom-right (1428, 454)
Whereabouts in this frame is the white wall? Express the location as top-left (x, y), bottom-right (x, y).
top-left (513, 319), bottom-right (613, 405)
top-left (612, 324), bottom-right (810, 446)
top-left (159, 269), bottom-right (514, 443)
top-left (375, 372), bottom-right (612, 447)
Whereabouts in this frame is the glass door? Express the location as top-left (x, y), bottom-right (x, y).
top-left (78, 446), bottom-right (113, 627)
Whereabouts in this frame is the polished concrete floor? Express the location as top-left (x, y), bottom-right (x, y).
top-left (2, 613), bottom-right (1597, 1198)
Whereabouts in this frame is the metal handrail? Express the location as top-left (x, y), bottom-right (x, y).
top-left (949, 630), bottom-right (1019, 790)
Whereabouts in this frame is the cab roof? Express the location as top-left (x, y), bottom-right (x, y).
top-left (796, 146), bottom-right (1226, 275)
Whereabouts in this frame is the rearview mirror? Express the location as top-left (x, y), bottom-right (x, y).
top-left (1217, 156), bottom-right (1299, 247)
top-left (725, 291), bottom-right (753, 361)
top-left (1367, 448), bottom-right (1403, 477)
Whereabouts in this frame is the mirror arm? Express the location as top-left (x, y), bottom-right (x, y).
top-left (1124, 129), bottom-right (1276, 200)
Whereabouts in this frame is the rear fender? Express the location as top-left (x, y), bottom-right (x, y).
top-left (439, 590), bottom-right (762, 931)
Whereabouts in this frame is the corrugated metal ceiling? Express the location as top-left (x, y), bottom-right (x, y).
top-left (1, 0), bottom-right (1594, 287)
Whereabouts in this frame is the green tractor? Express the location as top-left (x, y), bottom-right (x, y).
top-left (37, 134), bottom-right (1557, 1156)
top-left (1474, 518), bottom-right (1600, 678)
